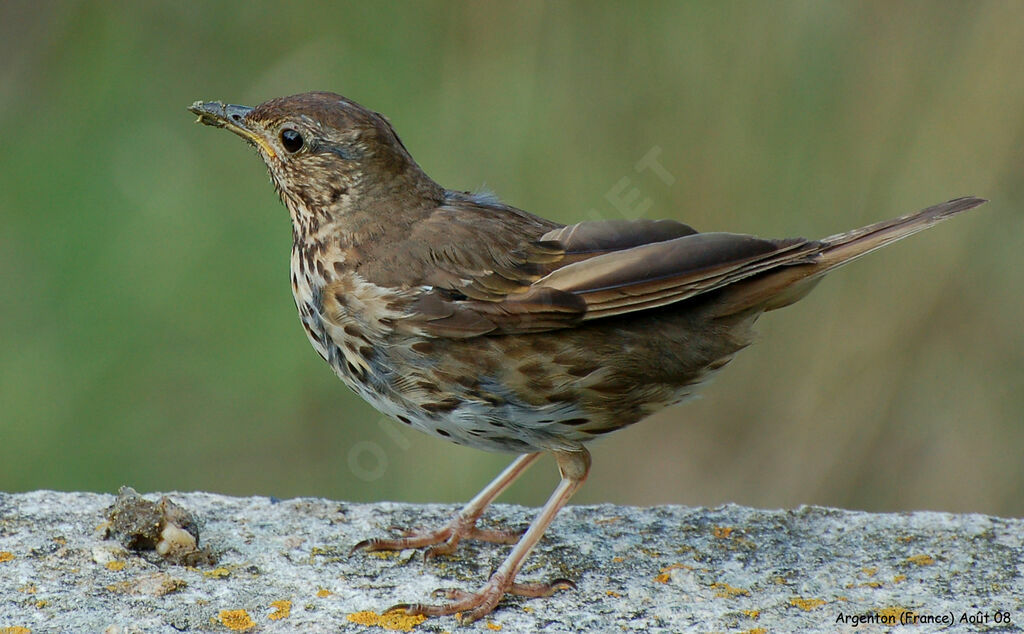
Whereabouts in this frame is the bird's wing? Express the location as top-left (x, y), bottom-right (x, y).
top-left (397, 200), bottom-right (822, 337)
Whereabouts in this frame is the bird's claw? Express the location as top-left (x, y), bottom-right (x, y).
top-left (352, 519), bottom-right (526, 559)
top-left (383, 576), bottom-right (575, 623)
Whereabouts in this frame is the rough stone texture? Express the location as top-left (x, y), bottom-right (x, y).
top-left (1, 491), bottom-right (1022, 633)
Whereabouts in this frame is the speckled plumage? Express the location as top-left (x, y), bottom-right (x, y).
top-left (190, 92), bottom-right (984, 622)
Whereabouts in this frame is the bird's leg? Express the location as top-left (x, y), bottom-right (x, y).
top-left (389, 447), bottom-right (590, 624)
top-left (352, 452), bottom-right (541, 558)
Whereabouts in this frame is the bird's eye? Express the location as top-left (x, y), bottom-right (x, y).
top-left (280, 128), bottom-right (304, 153)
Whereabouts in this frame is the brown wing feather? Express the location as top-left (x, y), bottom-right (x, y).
top-left (540, 218), bottom-right (698, 262)
top-left (535, 232), bottom-right (820, 319)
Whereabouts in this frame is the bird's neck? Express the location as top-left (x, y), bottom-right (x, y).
top-left (286, 172), bottom-right (444, 253)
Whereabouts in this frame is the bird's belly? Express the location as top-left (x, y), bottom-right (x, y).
top-left (292, 271), bottom-right (750, 454)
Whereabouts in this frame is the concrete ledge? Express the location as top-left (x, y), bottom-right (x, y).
top-left (0, 490), bottom-right (1021, 632)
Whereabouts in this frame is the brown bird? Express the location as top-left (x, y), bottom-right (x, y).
top-left (189, 92), bottom-right (985, 623)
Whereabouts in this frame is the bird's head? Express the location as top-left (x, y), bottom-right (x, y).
top-left (190, 92), bottom-right (443, 232)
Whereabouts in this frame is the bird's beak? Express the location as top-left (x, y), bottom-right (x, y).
top-left (189, 101), bottom-right (277, 159)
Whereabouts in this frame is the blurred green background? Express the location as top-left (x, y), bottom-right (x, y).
top-left (2, 1), bottom-right (1022, 517)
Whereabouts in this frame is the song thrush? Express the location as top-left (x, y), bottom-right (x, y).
top-left (189, 92), bottom-right (985, 623)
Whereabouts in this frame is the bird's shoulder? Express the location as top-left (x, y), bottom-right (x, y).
top-left (344, 190), bottom-right (560, 289)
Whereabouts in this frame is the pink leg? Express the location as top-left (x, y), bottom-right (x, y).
top-left (352, 452), bottom-right (541, 558)
top-left (389, 447), bottom-right (591, 624)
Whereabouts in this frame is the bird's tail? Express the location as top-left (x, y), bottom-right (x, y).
top-left (712, 196), bottom-right (988, 316)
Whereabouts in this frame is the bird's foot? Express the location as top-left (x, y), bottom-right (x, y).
top-left (387, 573), bottom-right (575, 624)
top-left (351, 512), bottom-right (524, 558)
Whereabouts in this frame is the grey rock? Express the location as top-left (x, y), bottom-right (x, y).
top-left (0, 491), bottom-right (1021, 632)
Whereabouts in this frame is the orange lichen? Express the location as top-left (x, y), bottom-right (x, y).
top-left (711, 582), bottom-right (750, 598)
top-left (654, 562), bottom-right (691, 584)
top-left (742, 609), bottom-right (761, 619)
top-left (316, 588), bottom-right (332, 598)
top-left (906, 554), bottom-right (934, 566)
top-left (205, 567), bottom-right (231, 578)
top-left (485, 623), bottom-right (502, 631)
top-left (0, 552), bottom-right (14, 563)
top-left (789, 597), bottom-right (826, 610)
top-left (611, 556), bottom-right (624, 563)
top-left (741, 628), bottom-right (767, 634)
top-left (346, 610), bottom-right (427, 631)
top-left (606, 590), bottom-right (623, 598)
top-left (713, 526), bottom-right (734, 539)
top-left (892, 574), bottom-right (907, 583)
top-left (1, 628), bottom-right (32, 634)
top-left (218, 609), bottom-right (255, 631)
top-left (268, 600), bottom-right (291, 620)
top-left (861, 567), bottom-right (878, 576)
top-left (105, 561), bottom-right (126, 571)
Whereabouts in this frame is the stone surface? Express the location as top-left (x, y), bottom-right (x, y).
top-left (1, 490), bottom-right (1022, 633)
